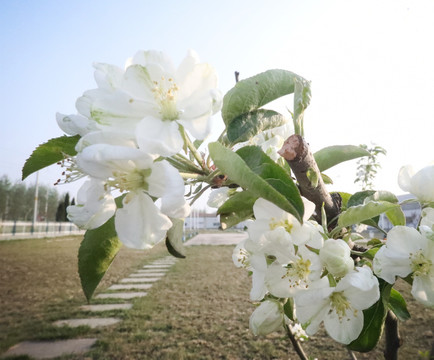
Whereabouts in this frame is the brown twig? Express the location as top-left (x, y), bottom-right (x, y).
top-left (384, 311), bottom-right (402, 360)
top-left (278, 134), bottom-right (341, 225)
top-left (284, 323), bottom-right (309, 360)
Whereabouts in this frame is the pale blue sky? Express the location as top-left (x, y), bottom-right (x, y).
top-left (1, 0), bottom-right (433, 206)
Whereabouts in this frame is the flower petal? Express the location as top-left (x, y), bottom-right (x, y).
top-left (249, 300), bottom-right (284, 336)
top-left (412, 274), bottom-right (434, 307)
top-left (398, 165), bottom-right (414, 193)
top-left (76, 144), bottom-right (153, 179)
top-left (338, 268), bottom-right (380, 310)
top-left (56, 113), bottom-right (97, 137)
top-left (115, 192), bottom-right (172, 249)
top-left (324, 305), bottom-right (364, 344)
top-left (67, 179), bottom-right (116, 229)
top-left (136, 116), bottom-right (183, 156)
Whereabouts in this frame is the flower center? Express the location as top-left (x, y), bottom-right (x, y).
top-left (236, 248), bottom-right (251, 268)
top-left (283, 258), bottom-right (311, 288)
top-left (54, 157), bottom-right (85, 185)
top-left (410, 250), bottom-right (432, 277)
top-left (269, 217), bottom-right (293, 233)
top-left (330, 291), bottom-right (353, 320)
top-left (152, 76), bottom-right (180, 121)
top-left (108, 169), bottom-right (152, 192)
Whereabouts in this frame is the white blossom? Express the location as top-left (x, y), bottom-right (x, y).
top-left (398, 163), bottom-right (434, 203)
top-left (294, 267), bottom-right (380, 344)
top-left (374, 226), bottom-right (434, 307)
top-left (75, 50), bottom-right (222, 156)
top-left (67, 179), bottom-right (116, 229)
top-left (71, 143), bottom-right (189, 249)
top-left (319, 239), bottom-right (354, 278)
top-left (249, 300), bottom-right (284, 336)
top-left (247, 198), bottom-right (322, 248)
top-left (232, 237), bottom-right (268, 301)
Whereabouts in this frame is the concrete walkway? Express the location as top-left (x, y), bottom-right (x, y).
top-left (184, 231), bottom-right (247, 246)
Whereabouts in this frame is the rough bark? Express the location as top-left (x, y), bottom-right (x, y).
top-left (278, 134), bottom-right (341, 225)
top-left (384, 311), bottom-right (402, 360)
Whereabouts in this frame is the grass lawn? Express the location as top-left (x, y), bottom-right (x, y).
top-left (0, 234), bottom-right (433, 359)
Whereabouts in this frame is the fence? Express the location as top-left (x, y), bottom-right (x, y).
top-left (0, 221), bottom-right (84, 240)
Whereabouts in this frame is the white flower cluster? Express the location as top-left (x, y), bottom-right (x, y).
top-left (233, 198), bottom-right (380, 345)
top-left (57, 50), bottom-right (221, 249)
top-left (374, 163), bottom-right (434, 308)
top-left (235, 163), bottom-right (434, 344)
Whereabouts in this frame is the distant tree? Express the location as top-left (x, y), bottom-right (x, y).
top-left (0, 175), bottom-right (61, 221)
top-left (56, 193), bottom-right (71, 222)
top-left (0, 175), bottom-right (12, 220)
top-left (354, 144), bottom-right (387, 190)
top-left (46, 188), bottom-right (59, 221)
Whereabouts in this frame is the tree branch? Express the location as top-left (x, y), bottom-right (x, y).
top-left (384, 311), bottom-right (402, 360)
top-left (278, 134), bottom-right (341, 225)
top-left (284, 323), bottom-right (309, 360)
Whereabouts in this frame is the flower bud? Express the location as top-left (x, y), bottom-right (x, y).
top-left (249, 300), bottom-right (283, 336)
top-left (319, 239), bottom-right (354, 278)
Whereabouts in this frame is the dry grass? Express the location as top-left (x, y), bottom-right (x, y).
top-left (0, 236), bottom-right (433, 359)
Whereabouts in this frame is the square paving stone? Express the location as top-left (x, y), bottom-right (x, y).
top-left (2, 338), bottom-right (97, 359)
top-left (121, 277), bottom-right (160, 283)
top-left (79, 304), bottom-right (133, 312)
top-left (108, 284), bottom-right (153, 291)
top-left (134, 271), bottom-right (167, 276)
top-left (143, 264), bottom-right (172, 268)
top-left (95, 292), bottom-right (148, 299)
top-left (53, 318), bottom-right (121, 328)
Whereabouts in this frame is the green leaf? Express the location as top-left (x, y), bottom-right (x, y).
top-left (166, 218), bottom-right (186, 259)
top-left (236, 146), bottom-right (304, 218)
top-left (221, 69), bottom-right (308, 125)
top-left (78, 216), bottom-right (122, 302)
top-left (387, 288), bottom-right (411, 321)
top-left (338, 201), bottom-right (400, 228)
top-left (314, 145), bottom-right (371, 172)
top-left (209, 142), bottom-right (303, 222)
top-left (217, 190), bottom-right (257, 229)
top-left (283, 298), bottom-right (295, 321)
top-left (227, 109), bottom-right (287, 145)
top-left (365, 191), bottom-right (406, 226)
top-left (360, 246), bottom-right (380, 260)
top-left (321, 173), bottom-right (333, 185)
top-left (337, 192), bottom-right (352, 210)
top-left (306, 168), bottom-right (319, 188)
top-left (22, 135), bottom-right (80, 180)
top-left (293, 76), bottom-right (311, 136)
top-left (347, 190), bottom-right (376, 208)
top-left (347, 283), bottom-right (388, 352)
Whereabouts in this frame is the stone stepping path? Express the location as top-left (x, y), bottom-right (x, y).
top-left (2, 338), bottom-right (98, 359)
top-left (121, 277), bottom-right (161, 283)
top-left (3, 256), bottom-right (177, 359)
top-left (107, 283), bottom-right (153, 291)
top-left (130, 271), bottom-right (167, 277)
top-left (95, 291), bottom-right (148, 299)
top-left (142, 264), bottom-right (172, 268)
top-left (53, 317), bottom-right (121, 329)
top-left (80, 303), bottom-right (133, 312)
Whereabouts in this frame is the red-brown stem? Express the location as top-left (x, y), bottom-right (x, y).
top-left (278, 134), bottom-right (341, 225)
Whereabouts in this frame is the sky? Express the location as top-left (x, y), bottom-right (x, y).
top-left (1, 0), bottom-right (433, 211)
